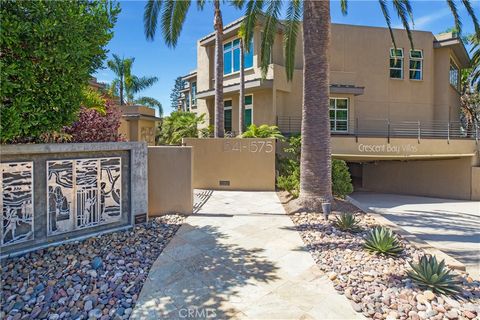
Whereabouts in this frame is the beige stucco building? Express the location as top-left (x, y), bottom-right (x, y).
top-left (182, 19), bottom-right (479, 200)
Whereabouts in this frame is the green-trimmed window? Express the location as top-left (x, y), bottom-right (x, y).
top-left (244, 95), bottom-right (253, 129)
top-left (224, 100), bottom-right (232, 132)
top-left (409, 50), bottom-right (423, 80)
top-left (329, 98), bottom-right (348, 132)
top-left (390, 48), bottom-right (403, 79)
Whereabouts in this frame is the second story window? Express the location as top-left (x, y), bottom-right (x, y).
top-left (191, 82), bottom-right (197, 106)
top-left (389, 48), bottom-right (403, 79)
top-left (409, 50), bottom-right (423, 80)
top-left (224, 38), bottom-right (254, 75)
top-left (449, 59), bottom-right (460, 91)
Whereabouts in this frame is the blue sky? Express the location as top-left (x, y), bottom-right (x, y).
top-left (94, 0), bottom-right (479, 115)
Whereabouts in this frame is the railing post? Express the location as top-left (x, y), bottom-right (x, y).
top-left (417, 121), bottom-right (421, 144)
top-left (447, 121), bottom-right (450, 144)
top-left (476, 121), bottom-right (479, 145)
top-left (387, 119), bottom-right (390, 143)
top-left (355, 117), bottom-right (359, 143)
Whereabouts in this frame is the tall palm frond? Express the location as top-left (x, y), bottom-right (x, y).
top-left (461, 0), bottom-right (480, 38)
top-left (446, 0), bottom-right (462, 36)
top-left (161, 0), bottom-right (192, 48)
top-left (136, 96), bottom-right (163, 116)
top-left (241, 0), bottom-right (264, 52)
top-left (259, 0), bottom-right (283, 77)
top-left (284, 0), bottom-right (302, 81)
top-left (469, 40), bottom-right (480, 92)
top-left (392, 0), bottom-right (414, 49)
top-left (145, 0), bottom-right (163, 40)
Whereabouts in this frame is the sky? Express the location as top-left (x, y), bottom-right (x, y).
top-left (94, 0), bottom-right (479, 115)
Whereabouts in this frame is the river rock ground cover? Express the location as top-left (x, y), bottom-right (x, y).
top-left (279, 192), bottom-right (480, 320)
top-left (1, 214), bottom-right (185, 320)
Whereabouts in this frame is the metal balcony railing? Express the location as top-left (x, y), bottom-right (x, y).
top-left (276, 116), bottom-right (479, 143)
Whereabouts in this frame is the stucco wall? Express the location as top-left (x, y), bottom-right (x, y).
top-left (362, 157), bottom-right (473, 200)
top-left (0, 142), bottom-right (148, 257)
top-left (472, 167), bottom-right (480, 201)
top-left (183, 138), bottom-right (276, 191)
top-left (148, 146), bottom-right (193, 216)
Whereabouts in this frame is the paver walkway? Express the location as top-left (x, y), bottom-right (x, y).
top-left (349, 192), bottom-right (480, 279)
top-left (132, 190), bottom-right (362, 319)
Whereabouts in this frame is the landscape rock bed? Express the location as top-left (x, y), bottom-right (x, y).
top-left (282, 193), bottom-right (480, 320)
top-left (1, 215), bottom-right (185, 320)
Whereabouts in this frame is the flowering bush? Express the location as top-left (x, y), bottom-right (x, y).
top-left (64, 101), bottom-right (125, 143)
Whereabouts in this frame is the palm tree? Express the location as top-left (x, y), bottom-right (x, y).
top-left (242, 0), bottom-right (479, 211)
top-left (144, 0), bottom-right (244, 137)
top-left (107, 54), bottom-right (132, 105)
top-left (238, 29), bottom-right (246, 134)
top-left (107, 54), bottom-right (163, 116)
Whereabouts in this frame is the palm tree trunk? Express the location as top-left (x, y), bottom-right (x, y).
top-left (238, 38), bottom-right (245, 135)
top-left (213, 0), bottom-right (224, 138)
top-left (298, 0), bottom-right (333, 210)
top-left (119, 74), bottom-right (124, 105)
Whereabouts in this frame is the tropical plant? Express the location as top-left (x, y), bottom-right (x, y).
top-left (144, 0), bottom-right (244, 137)
top-left (0, 0), bottom-right (119, 143)
top-left (334, 213), bottom-right (361, 232)
top-left (364, 226), bottom-right (403, 256)
top-left (107, 54), bottom-right (163, 116)
top-left (332, 159), bottom-right (354, 198)
top-left (81, 86), bottom-right (107, 115)
top-left (277, 166), bottom-right (300, 198)
top-left (170, 76), bottom-right (186, 110)
top-left (407, 255), bottom-right (462, 295)
top-left (241, 0), bottom-right (480, 212)
top-left (158, 111), bottom-right (206, 145)
top-left (241, 124), bottom-right (284, 139)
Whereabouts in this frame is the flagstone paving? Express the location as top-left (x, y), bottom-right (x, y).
top-left (131, 190), bottom-right (363, 319)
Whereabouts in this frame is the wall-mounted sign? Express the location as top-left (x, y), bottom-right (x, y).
top-left (358, 143), bottom-right (418, 154)
top-left (223, 140), bottom-right (274, 153)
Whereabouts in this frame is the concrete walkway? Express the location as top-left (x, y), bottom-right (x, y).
top-left (132, 190), bottom-right (362, 320)
top-left (349, 192), bottom-right (480, 279)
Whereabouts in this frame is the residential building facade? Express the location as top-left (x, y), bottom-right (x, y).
top-left (183, 19), bottom-right (480, 200)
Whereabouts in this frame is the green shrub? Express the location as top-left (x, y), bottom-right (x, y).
top-left (334, 213), bottom-right (361, 232)
top-left (0, 0), bottom-right (119, 143)
top-left (364, 226), bottom-right (403, 256)
top-left (332, 159), bottom-right (354, 198)
top-left (158, 111), bottom-right (206, 145)
top-left (407, 255), bottom-right (462, 295)
top-left (277, 166), bottom-right (300, 198)
top-left (276, 136), bottom-right (354, 199)
top-left (241, 124), bottom-right (284, 139)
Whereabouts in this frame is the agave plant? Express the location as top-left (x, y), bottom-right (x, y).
top-left (334, 213), bottom-right (361, 232)
top-left (364, 226), bottom-right (403, 256)
top-left (407, 255), bottom-right (462, 295)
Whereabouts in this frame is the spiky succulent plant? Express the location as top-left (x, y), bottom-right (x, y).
top-left (364, 226), bottom-right (403, 256)
top-left (407, 255), bottom-right (462, 295)
top-left (334, 213), bottom-right (361, 232)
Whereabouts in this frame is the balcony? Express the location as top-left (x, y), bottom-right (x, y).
top-left (276, 116), bottom-right (479, 142)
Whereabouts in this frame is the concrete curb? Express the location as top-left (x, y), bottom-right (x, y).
top-left (346, 195), bottom-right (467, 272)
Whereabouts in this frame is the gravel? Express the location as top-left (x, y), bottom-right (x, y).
top-left (1, 215), bottom-right (185, 320)
top-left (281, 192), bottom-right (480, 320)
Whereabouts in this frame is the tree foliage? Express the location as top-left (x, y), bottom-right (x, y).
top-left (0, 0), bottom-right (119, 143)
top-left (107, 54), bottom-right (163, 115)
top-left (241, 124), bottom-right (284, 139)
top-left (170, 76), bottom-right (186, 110)
top-left (158, 111), bottom-right (206, 145)
top-left (64, 100), bottom-right (125, 143)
